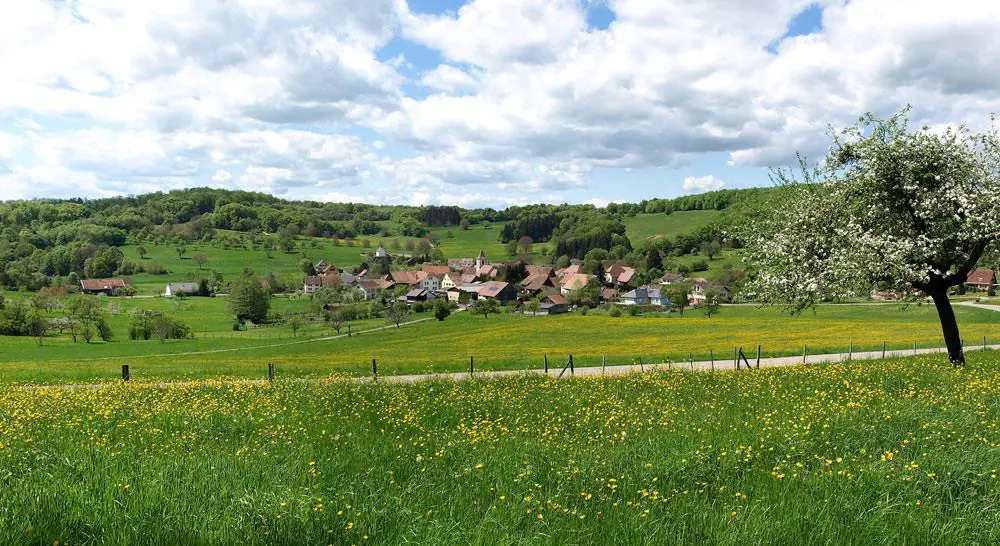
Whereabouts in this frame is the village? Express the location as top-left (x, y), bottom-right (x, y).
top-left (293, 245), bottom-right (733, 315)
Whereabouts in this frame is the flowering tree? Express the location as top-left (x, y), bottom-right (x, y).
top-left (738, 110), bottom-right (1000, 365)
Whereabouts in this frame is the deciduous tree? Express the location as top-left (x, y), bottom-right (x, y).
top-left (738, 109), bottom-right (1000, 365)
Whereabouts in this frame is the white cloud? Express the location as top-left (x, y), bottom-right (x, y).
top-left (420, 65), bottom-right (481, 93)
top-left (683, 175), bottom-right (726, 193)
top-left (5, 0), bottom-right (1000, 205)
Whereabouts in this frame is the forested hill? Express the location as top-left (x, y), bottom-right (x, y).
top-left (0, 186), bottom-right (771, 290)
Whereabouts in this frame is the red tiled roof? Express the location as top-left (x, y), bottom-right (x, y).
top-left (80, 278), bottom-right (127, 290)
top-left (478, 281), bottom-right (510, 297)
top-left (391, 271), bottom-right (426, 285)
top-left (560, 273), bottom-right (591, 291)
top-left (968, 268), bottom-right (996, 286)
top-left (422, 265), bottom-right (451, 276)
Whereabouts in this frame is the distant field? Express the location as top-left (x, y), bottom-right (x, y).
top-left (1, 303), bottom-right (997, 384)
top-left (625, 210), bottom-right (721, 245)
top-left (434, 223), bottom-right (551, 262)
top-left (6, 354), bottom-right (1000, 543)
top-left (119, 224), bottom-right (551, 294)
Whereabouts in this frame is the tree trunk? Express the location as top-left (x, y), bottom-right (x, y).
top-left (929, 288), bottom-right (965, 366)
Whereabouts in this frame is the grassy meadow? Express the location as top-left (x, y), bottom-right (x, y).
top-left (5, 353), bottom-right (1000, 544)
top-left (2, 302), bottom-right (999, 384)
top-left (624, 210), bottom-right (721, 244)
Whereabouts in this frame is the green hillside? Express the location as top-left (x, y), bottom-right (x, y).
top-left (625, 210), bottom-right (721, 246)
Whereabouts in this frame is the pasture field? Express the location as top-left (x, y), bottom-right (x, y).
top-left (624, 210), bottom-right (721, 245)
top-left (2, 302), bottom-right (999, 384)
top-left (5, 353), bottom-right (1000, 544)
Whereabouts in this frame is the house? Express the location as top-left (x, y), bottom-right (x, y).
top-left (477, 264), bottom-right (500, 279)
top-left (303, 275), bottom-right (324, 294)
top-left (560, 273), bottom-right (592, 295)
top-left (421, 264), bottom-right (451, 276)
top-left (374, 245), bottom-right (390, 259)
top-left (647, 286), bottom-right (671, 307)
top-left (556, 264), bottom-right (584, 277)
top-left (164, 282), bottom-right (199, 297)
top-left (620, 287), bottom-right (649, 305)
top-left (622, 285), bottom-right (671, 306)
top-left (403, 288), bottom-right (438, 303)
top-left (448, 257), bottom-right (476, 269)
top-left (477, 281), bottom-right (517, 303)
top-left (389, 270), bottom-right (426, 287)
top-left (447, 285), bottom-right (480, 304)
top-left (314, 260), bottom-right (336, 274)
top-left (871, 289), bottom-right (904, 301)
top-left (419, 273), bottom-right (442, 292)
top-left (358, 279), bottom-right (394, 300)
top-left (605, 264), bottom-right (637, 288)
top-left (661, 273), bottom-right (686, 285)
top-left (689, 281), bottom-right (730, 305)
top-left (521, 273), bottom-right (557, 295)
top-left (80, 278), bottom-right (128, 296)
top-left (538, 293), bottom-right (569, 315)
top-left (525, 265), bottom-right (555, 279)
top-left (967, 269), bottom-right (997, 292)
top-left (601, 287), bottom-right (617, 303)
top-left (441, 272), bottom-right (461, 290)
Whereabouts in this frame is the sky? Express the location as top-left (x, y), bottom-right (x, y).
top-left (1, 0), bottom-right (999, 208)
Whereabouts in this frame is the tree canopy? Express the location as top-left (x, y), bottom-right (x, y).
top-left (738, 109), bottom-right (1000, 365)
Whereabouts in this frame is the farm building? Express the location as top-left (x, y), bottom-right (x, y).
top-left (447, 285), bottom-right (480, 304)
top-left (538, 293), bottom-right (569, 315)
top-left (967, 269), bottom-right (997, 293)
top-left (80, 278), bottom-right (128, 296)
top-left (621, 285), bottom-right (671, 306)
top-left (478, 281), bottom-right (517, 304)
top-left (605, 264), bottom-right (637, 288)
top-left (559, 273), bottom-right (592, 295)
top-left (164, 282), bottom-right (199, 297)
top-left (421, 264), bottom-right (451, 276)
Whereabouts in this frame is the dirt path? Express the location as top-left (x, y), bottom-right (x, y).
top-left (956, 301), bottom-right (1000, 313)
top-left (22, 341), bottom-right (997, 390)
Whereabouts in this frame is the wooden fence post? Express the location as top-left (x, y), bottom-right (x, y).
top-left (882, 341), bottom-right (886, 359)
top-left (756, 345), bottom-right (761, 369)
top-left (122, 364), bottom-right (130, 382)
top-left (913, 341), bottom-right (916, 355)
top-left (710, 349), bottom-right (715, 372)
top-left (802, 345), bottom-right (807, 364)
top-left (371, 359), bottom-right (378, 382)
top-left (848, 341), bottom-right (853, 362)
top-left (733, 347), bottom-right (738, 369)
top-left (602, 355), bottom-right (606, 374)
top-left (689, 353), bottom-right (694, 371)
top-left (544, 354), bottom-right (549, 374)
top-left (638, 356), bottom-right (644, 372)
top-left (984, 336), bottom-right (988, 351)
top-left (470, 355), bottom-right (474, 377)
top-left (268, 363), bottom-right (275, 382)
top-left (569, 354), bottom-right (574, 376)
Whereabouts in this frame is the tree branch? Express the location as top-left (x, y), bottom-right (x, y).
top-left (943, 238), bottom-right (990, 287)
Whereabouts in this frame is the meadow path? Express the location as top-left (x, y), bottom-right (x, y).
top-left (23, 340), bottom-right (1000, 390)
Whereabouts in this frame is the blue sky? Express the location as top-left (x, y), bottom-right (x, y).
top-left (0, 0), bottom-right (994, 207)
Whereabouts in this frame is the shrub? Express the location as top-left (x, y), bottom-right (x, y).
top-left (691, 260), bottom-right (709, 272)
top-left (625, 305), bottom-right (639, 316)
top-left (412, 302), bottom-right (426, 313)
top-left (609, 305), bottom-right (622, 318)
top-left (579, 305), bottom-right (589, 316)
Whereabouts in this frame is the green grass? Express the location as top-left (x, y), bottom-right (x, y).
top-left (5, 353), bottom-right (1000, 543)
top-left (434, 223), bottom-right (551, 262)
top-left (2, 302), bottom-right (998, 384)
top-left (625, 210), bottom-right (721, 245)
